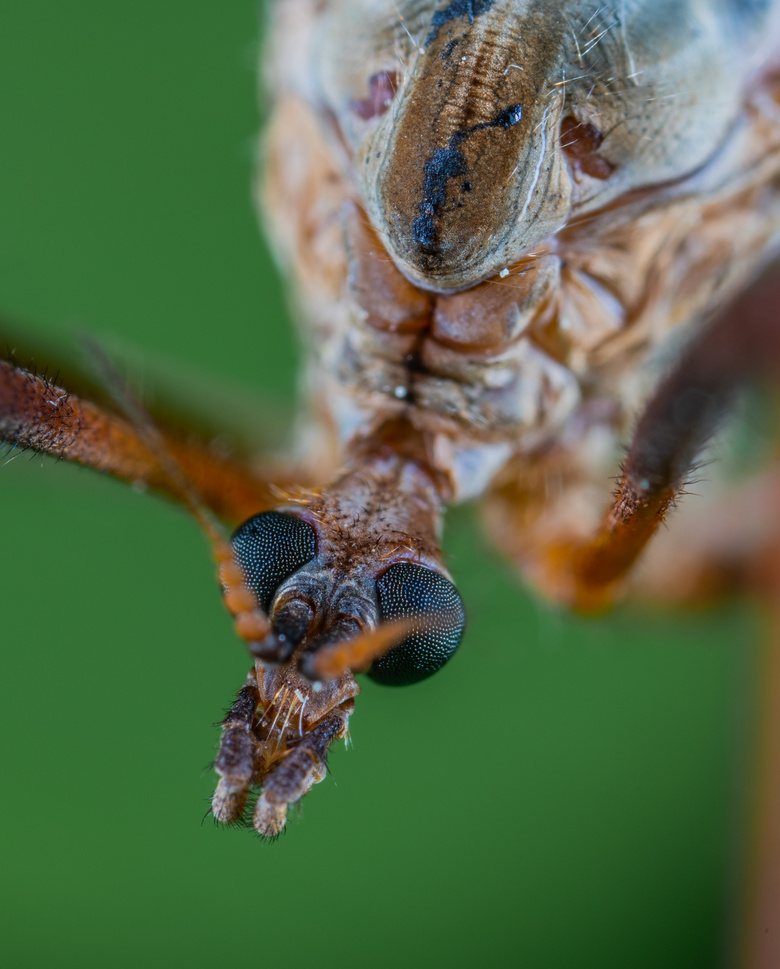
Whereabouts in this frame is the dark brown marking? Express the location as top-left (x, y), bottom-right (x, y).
top-left (374, 4), bottom-right (568, 286)
top-left (425, 0), bottom-right (497, 45)
top-left (412, 104), bottom-right (523, 249)
top-left (441, 38), bottom-right (460, 60)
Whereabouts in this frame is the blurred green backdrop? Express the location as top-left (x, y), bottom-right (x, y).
top-left (0, 3), bottom-right (761, 967)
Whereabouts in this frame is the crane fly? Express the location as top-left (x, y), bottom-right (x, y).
top-left (2, 0), bottom-right (780, 850)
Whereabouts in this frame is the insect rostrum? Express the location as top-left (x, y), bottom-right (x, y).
top-left (2, 0), bottom-right (780, 839)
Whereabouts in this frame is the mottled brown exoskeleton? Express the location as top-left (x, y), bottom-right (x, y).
top-left (3, 0), bottom-right (780, 840)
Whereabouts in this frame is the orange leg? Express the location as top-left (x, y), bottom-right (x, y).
top-left (540, 264), bottom-right (780, 611)
top-left (0, 358), bottom-right (282, 525)
top-left (488, 266), bottom-right (780, 964)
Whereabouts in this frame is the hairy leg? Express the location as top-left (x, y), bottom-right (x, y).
top-left (211, 674), bottom-right (262, 825)
top-left (0, 358), bottom-right (284, 525)
top-left (536, 263), bottom-right (780, 611)
top-left (489, 264), bottom-right (780, 967)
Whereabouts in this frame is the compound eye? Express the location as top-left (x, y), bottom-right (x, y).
top-left (369, 563), bottom-right (466, 686)
top-left (230, 512), bottom-right (316, 611)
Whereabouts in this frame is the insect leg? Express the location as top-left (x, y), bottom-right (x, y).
top-left (0, 359), bottom-right (277, 524)
top-left (541, 263), bottom-right (780, 611)
top-left (211, 674), bottom-right (262, 825)
top-left (624, 462), bottom-right (780, 604)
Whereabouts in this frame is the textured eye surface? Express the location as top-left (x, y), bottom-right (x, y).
top-left (230, 512), bottom-right (316, 611)
top-left (369, 563), bottom-right (466, 686)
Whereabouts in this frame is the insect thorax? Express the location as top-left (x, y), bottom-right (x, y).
top-left (261, 0), bottom-right (780, 501)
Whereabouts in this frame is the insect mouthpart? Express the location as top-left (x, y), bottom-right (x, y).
top-left (211, 659), bottom-right (359, 838)
top-left (211, 456), bottom-right (466, 835)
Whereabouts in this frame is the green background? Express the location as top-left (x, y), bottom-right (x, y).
top-left (0, 3), bottom-right (762, 967)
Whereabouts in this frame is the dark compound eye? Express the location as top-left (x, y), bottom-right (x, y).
top-left (369, 563), bottom-right (466, 686)
top-left (230, 512), bottom-right (316, 611)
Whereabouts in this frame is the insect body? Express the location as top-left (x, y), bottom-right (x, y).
top-left (3, 0), bottom-right (780, 837)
